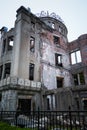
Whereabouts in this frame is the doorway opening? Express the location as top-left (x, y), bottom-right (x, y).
top-left (83, 99), bottom-right (87, 110)
top-left (18, 99), bottom-right (31, 112)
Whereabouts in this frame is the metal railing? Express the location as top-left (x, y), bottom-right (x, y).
top-left (0, 109), bottom-right (87, 130)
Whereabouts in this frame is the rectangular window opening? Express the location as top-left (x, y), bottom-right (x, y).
top-left (53, 36), bottom-right (60, 45)
top-left (2, 39), bottom-right (6, 54)
top-left (30, 36), bottom-right (35, 53)
top-left (47, 98), bottom-right (50, 110)
top-left (73, 74), bottom-right (78, 85)
top-left (83, 100), bottom-right (87, 110)
top-left (8, 36), bottom-right (14, 51)
top-left (4, 63), bottom-right (11, 79)
top-left (56, 77), bottom-right (63, 88)
top-left (31, 21), bottom-right (35, 30)
top-left (55, 53), bottom-right (62, 67)
top-left (73, 72), bottom-right (85, 86)
top-left (79, 72), bottom-right (85, 85)
top-left (52, 22), bottom-right (55, 29)
top-left (71, 50), bottom-right (81, 65)
top-left (29, 63), bottom-right (34, 80)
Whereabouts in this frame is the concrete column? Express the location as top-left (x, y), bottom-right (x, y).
top-left (1, 90), bottom-right (17, 111)
top-left (11, 17), bottom-right (22, 77)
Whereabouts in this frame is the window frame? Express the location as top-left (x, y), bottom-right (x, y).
top-left (73, 72), bottom-right (85, 86)
top-left (70, 50), bottom-right (81, 65)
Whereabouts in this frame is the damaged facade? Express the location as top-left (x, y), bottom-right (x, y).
top-left (0, 6), bottom-right (87, 111)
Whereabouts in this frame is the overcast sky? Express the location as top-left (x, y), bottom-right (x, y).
top-left (0, 0), bottom-right (87, 42)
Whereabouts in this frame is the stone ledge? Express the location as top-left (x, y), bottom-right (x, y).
top-left (0, 77), bottom-right (41, 89)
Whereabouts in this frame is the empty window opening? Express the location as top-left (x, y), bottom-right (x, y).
top-left (73, 74), bottom-right (78, 86)
top-left (31, 21), bottom-right (35, 30)
top-left (2, 39), bottom-right (6, 54)
top-left (79, 72), bottom-right (85, 85)
top-left (30, 36), bottom-right (35, 53)
top-left (71, 50), bottom-right (81, 64)
top-left (29, 63), bottom-right (34, 80)
top-left (55, 53), bottom-right (62, 67)
top-left (4, 63), bottom-right (11, 79)
top-left (7, 36), bottom-right (14, 51)
top-left (59, 26), bottom-right (62, 33)
top-left (53, 36), bottom-right (60, 45)
top-left (0, 65), bottom-right (3, 80)
top-left (56, 77), bottom-right (63, 88)
top-left (52, 22), bottom-right (55, 29)
top-left (73, 72), bottom-right (85, 85)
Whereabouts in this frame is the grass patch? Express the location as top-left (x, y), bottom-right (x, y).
top-left (0, 121), bottom-right (35, 130)
top-left (0, 121), bottom-right (80, 130)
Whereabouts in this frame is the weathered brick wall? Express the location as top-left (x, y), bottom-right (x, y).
top-left (68, 34), bottom-right (87, 85)
top-left (68, 34), bottom-right (87, 65)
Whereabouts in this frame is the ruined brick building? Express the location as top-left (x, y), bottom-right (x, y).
top-left (0, 6), bottom-right (87, 111)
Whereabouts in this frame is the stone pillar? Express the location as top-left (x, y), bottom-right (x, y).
top-left (53, 94), bottom-right (56, 110)
top-left (1, 90), bottom-right (17, 111)
top-left (51, 94), bottom-right (56, 110)
top-left (11, 14), bottom-right (22, 77)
